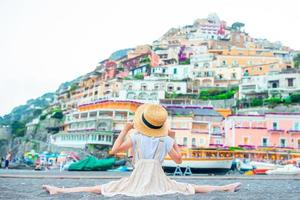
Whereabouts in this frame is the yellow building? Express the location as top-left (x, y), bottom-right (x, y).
top-left (167, 106), bottom-right (225, 148)
top-left (209, 48), bottom-right (285, 77)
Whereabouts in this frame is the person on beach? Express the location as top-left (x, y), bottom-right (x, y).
top-left (43, 104), bottom-right (241, 196)
top-left (4, 151), bottom-right (12, 169)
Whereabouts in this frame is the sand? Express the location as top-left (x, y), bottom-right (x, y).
top-left (0, 169), bottom-right (299, 200)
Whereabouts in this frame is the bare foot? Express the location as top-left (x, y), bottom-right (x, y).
top-left (42, 185), bottom-right (61, 195)
top-left (224, 182), bottom-right (241, 192)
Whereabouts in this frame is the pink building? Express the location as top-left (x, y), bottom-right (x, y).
top-left (225, 113), bottom-right (300, 150)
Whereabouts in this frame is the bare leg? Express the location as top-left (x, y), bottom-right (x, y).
top-left (42, 185), bottom-right (101, 195)
top-left (195, 182), bottom-right (241, 193)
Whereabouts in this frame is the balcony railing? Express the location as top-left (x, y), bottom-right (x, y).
top-left (268, 129), bottom-right (285, 133)
top-left (211, 132), bottom-right (224, 137)
top-left (191, 129), bottom-right (209, 134)
top-left (287, 130), bottom-right (300, 134)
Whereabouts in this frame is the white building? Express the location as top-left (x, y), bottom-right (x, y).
top-left (239, 69), bottom-right (300, 99)
top-left (51, 107), bottom-right (133, 149)
top-left (151, 64), bottom-right (193, 80)
top-left (119, 79), bottom-right (187, 102)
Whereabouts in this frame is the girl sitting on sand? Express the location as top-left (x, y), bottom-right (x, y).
top-left (43, 104), bottom-right (241, 196)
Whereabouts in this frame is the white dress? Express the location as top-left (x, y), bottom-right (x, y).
top-left (101, 133), bottom-right (195, 197)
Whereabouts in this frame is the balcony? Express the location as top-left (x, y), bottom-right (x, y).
top-left (235, 126), bottom-right (251, 129)
top-left (211, 132), bottom-right (224, 137)
top-left (268, 129), bottom-right (285, 133)
top-left (191, 129), bottom-right (209, 134)
top-left (287, 130), bottom-right (300, 134)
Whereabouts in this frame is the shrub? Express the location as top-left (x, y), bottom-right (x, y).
top-left (179, 58), bottom-right (190, 65)
top-left (11, 121), bottom-right (26, 137)
top-left (52, 111), bottom-right (64, 120)
top-left (290, 93), bottom-right (300, 103)
top-left (39, 114), bottom-right (47, 121)
top-left (283, 96), bottom-right (292, 104)
top-left (133, 73), bottom-right (144, 80)
top-left (199, 88), bottom-right (237, 100)
top-left (250, 98), bottom-right (263, 107)
top-left (264, 97), bottom-right (282, 105)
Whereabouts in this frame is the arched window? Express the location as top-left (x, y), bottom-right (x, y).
top-left (203, 63), bottom-right (210, 68)
top-left (138, 92), bottom-right (148, 100)
top-left (98, 122), bottom-right (107, 131)
top-left (192, 138), bottom-right (196, 146)
top-left (141, 83), bottom-right (147, 91)
top-left (127, 92), bottom-right (136, 99)
top-left (124, 83), bottom-right (133, 90)
top-left (149, 92), bottom-right (158, 100)
top-left (167, 84), bottom-right (174, 92)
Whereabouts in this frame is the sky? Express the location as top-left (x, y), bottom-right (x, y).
top-left (0, 0), bottom-right (300, 116)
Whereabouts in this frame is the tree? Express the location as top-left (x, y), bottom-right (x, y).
top-left (231, 22), bottom-right (245, 32)
top-left (250, 98), bottom-right (263, 107)
top-left (11, 121), bottom-right (26, 137)
top-left (290, 93), bottom-right (300, 103)
top-left (294, 53), bottom-right (300, 68)
top-left (133, 73), bottom-right (144, 80)
top-left (52, 111), bottom-right (64, 119)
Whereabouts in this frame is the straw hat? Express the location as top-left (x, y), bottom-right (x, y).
top-left (133, 103), bottom-right (168, 137)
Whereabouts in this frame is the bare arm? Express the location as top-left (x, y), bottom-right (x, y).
top-left (111, 123), bottom-right (133, 154)
top-left (167, 130), bottom-right (182, 164)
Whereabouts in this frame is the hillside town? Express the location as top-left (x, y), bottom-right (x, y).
top-left (2, 0), bottom-right (300, 197)
top-left (42, 14), bottom-right (300, 154)
top-left (1, 13), bottom-right (300, 167)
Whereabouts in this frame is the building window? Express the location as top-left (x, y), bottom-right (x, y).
top-left (177, 87), bottom-right (181, 91)
top-left (215, 139), bottom-right (221, 144)
top-left (294, 122), bottom-right (300, 130)
top-left (280, 139), bottom-right (286, 147)
top-left (141, 84), bottom-right (147, 91)
top-left (183, 137), bottom-right (188, 146)
top-left (81, 113), bottom-right (88, 118)
top-left (272, 122), bottom-right (278, 130)
top-left (154, 84), bottom-right (160, 90)
top-left (199, 138), bottom-right (205, 145)
top-left (287, 78), bottom-right (294, 87)
top-left (173, 68), bottom-right (177, 74)
top-left (262, 138), bottom-right (268, 147)
top-left (271, 82), bottom-right (279, 88)
top-left (243, 137), bottom-right (249, 145)
top-left (167, 84), bottom-right (174, 92)
top-left (192, 138), bottom-right (196, 146)
top-left (203, 63), bottom-right (210, 68)
top-left (232, 73), bottom-right (236, 79)
top-left (89, 111), bottom-right (97, 118)
top-left (162, 68), bottom-right (166, 73)
top-left (232, 60), bottom-right (238, 66)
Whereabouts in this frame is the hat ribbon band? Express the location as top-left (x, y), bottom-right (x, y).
top-left (142, 113), bottom-right (163, 129)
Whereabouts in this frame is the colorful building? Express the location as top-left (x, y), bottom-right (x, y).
top-left (225, 113), bottom-right (300, 150)
top-left (51, 100), bottom-right (141, 148)
top-left (167, 105), bottom-right (224, 148)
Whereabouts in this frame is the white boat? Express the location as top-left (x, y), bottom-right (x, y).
top-left (266, 164), bottom-right (300, 175)
top-left (162, 157), bottom-right (233, 174)
top-left (250, 161), bottom-right (283, 170)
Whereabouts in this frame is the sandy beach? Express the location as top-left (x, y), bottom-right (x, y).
top-left (1, 169), bottom-right (299, 200)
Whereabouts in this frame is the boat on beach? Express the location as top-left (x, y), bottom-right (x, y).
top-left (250, 161), bottom-right (283, 170)
top-left (162, 157), bottom-right (233, 174)
top-left (266, 164), bottom-right (300, 175)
